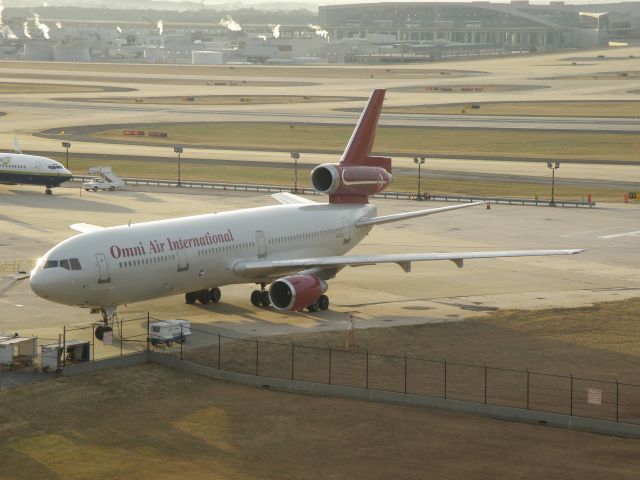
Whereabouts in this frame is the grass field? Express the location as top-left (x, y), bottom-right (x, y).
top-left (0, 82), bottom-right (105, 94)
top-left (58, 154), bottom-right (626, 202)
top-left (83, 95), bottom-right (355, 105)
top-left (87, 122), bottom-right (640, 162)
top-left (384, 101), bottom-right (640, 118)
top-left (3, 299), bottom-right (640, 478)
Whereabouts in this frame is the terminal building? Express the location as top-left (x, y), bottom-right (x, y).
top-left (319, 1), bottom-right (640, 57)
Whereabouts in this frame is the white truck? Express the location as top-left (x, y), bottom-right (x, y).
top-left (83, 167), bottom-right (125, 192)
top-left (149, 320), bottom-right (191, 347)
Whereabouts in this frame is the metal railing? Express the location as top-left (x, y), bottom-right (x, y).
top-left (70, 176), bottom-right (595, 208)
top-left (61, 316), bottom-right (640, 425)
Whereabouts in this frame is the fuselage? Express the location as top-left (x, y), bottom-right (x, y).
top-left (0, 153), bottom-right (72, 187)
top-left (30, 202), bottom-right (375, 308)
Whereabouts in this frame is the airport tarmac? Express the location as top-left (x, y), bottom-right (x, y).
top-left (1, 184), bottom-right (639, 342)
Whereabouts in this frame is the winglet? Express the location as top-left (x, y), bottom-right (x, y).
top-left (340, 89), bottom-right (391, 172)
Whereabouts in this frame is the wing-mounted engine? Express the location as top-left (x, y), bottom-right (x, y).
top-left (311, 163), bottom-right (392, 204)
top-left (269, 274), bottom-right (328, 311)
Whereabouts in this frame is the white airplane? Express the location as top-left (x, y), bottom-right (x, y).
top-left (29, 89), bottom-right (583, 339)
top-left (0, 141), bottom-right (73, 194)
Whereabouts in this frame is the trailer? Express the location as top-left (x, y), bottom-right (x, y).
top-left (41, 339), bottom-right (91, 372)
top-left (83, 166), bottom-right (125, 191)
top-left (149, 320), bottom-right (191, 347)
top-left (0, 336), bottom-right (37, 369)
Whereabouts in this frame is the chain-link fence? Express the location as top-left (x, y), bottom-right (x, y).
top-left (56, 316), bottom-right (640, 425)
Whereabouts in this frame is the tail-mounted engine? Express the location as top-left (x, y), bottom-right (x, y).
top-left (311, 163), bottom-right (392, 204)
top-left (269, 274), bottom-right (328, 311)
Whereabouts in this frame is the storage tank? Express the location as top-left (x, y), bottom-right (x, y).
top-left (24, 42), bottom-right (54, 61)
top-left (192, 50), bottom-right (223, 65)
top-left (54, 45), bottom-right (91, 62)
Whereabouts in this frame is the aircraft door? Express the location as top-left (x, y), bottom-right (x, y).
top-left (95, 254), bottom-right (110, 284)
top-left (177, 249), bottom-right (189, 272)
top-left (256, 230), bottom-right (267, 258)
top-left (342, 220), bottom-right (351, 245)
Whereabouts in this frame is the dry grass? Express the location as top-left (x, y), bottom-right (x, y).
top-left (57, 153), bottom-right (627, 202)
top-left (1, 363), bottom-right (639, 480)
top-left (0, 82), bottom-right (105, 94)
top-left (88, 122), bottom-right (640, 162)
top-left (385, 101), bottom-right (640, 118)
top-left (85, 95), bottom-right (353, 105)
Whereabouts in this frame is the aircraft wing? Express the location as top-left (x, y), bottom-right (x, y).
top-left (271, 192), bottom-right (317, 205)
top-left (233, 249), bottom-right (586, 279)
top-left (70, 223), bottom-right (105, 233)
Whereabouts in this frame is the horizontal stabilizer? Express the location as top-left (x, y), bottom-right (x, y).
top-left (271, 192), bottom-right (317, 205)
top-left (356, 202), bottom-right (485, 227)
top-left (234, 249), bottom-right (586, 279)
top-left (70, 223), bottom-right (104, 233)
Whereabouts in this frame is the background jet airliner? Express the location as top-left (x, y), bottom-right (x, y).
top-left (0, 141), bottom-right (72, 194)
top-left (29, 89), bottom-right (583, 338)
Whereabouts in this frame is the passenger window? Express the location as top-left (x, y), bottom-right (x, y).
top-left (60, 259), bottom-right (70, 270)
top-left (44, 260), bottom-right (58, 269)
top-left (70, 258), bottom-right (82, 270)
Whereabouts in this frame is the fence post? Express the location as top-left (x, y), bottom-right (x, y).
top-left (180, 324), bottom-right (183, 361)
top-left (120, 318), bottom-right (123, 357)
top-left (526, 369), bottom-right (530, 410)
top-left (62, 326), bottom-right (66, 369)
top-left (146, 313), bottom-right (150, 352)
top-left (218, 333), bottom-right (221, 369)
top-left (404, 355), bottom-right (407, 394)
top-left (444, 360), bottom-right (447, 399)
top-left (570, 374), bottom-right (573, 416)
top-left (291, 343), bottom-right (295, 381)
top-left (328, 348), bottom-right (332, 384)
top-left (365, 350), bottom-right (369, 389)
top-left (484, 364), bottom-right (487, 404)
top-left (255, 339), bottom-right (259, 376)
top-left (616, 378), bottom-right (619, 422)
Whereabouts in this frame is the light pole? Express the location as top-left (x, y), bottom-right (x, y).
top-left (62, 141), bottom-right (71, 169)
top-left (413, 156), bottom-right (426, 201)
top-left (547, 161), bottom-right (560, 206)
top-left (291, 152), bottom-right (300, 193)
top-left (174, 146), bottom-right (183, 187)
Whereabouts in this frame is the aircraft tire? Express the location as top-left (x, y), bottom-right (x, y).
top-left (93, 187), bottom-right (98, 192)
top-left (185, 292), bottom-right (197, 304)
top-left (109, 186), bottom-right (115, 191)
top-left (318, 295), bottom-right (329, 311)
top-left (198, 289), bottom-right (211, 304)
top-left (260, 291), bottom-right (271, 307)
top-left (95, 325), bottom-right (104, 340)
top-left (210, 287), bottom-right (221, 303)
top-left (307, 302), bottom-right (319, 313)
top-left (250, 290), bottom-right (262, 306)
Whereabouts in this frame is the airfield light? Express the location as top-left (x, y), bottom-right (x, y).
top-left (413, 156), bottom-right (426, 201)
top-left (291, 152), bottom-right (300, 193)
top-left (547, 161), bottom-right (560, 206)
top-left (174, 146), bottom-right (184, 187)
top-left (62, 141), bottom-right (71, 168)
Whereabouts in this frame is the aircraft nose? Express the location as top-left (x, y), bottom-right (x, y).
top-left (29, 268), bottom-right (50, 299)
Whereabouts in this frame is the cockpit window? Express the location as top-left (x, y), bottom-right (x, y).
top-left (44, 260), bottom-right (58, 269)
top-left (60, 259), bottom-right (70, 270)
top-left (69, 258), bottom-right (82, 270)
top-left (48, 164), bottom-right (63, 170)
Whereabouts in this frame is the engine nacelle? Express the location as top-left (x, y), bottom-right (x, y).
top-left (269, 274), bottom-right (328, 311)
top-left (311, 163), bottom-right (392, 203)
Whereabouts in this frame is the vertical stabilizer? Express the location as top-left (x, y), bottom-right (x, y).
top-left (339, 89), bottom-right (390, 172)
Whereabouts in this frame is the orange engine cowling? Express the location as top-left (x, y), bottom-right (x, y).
top-left (311, 164), bottom-right (392, 204)
top-left (269, 274), bottom-right (328, 311)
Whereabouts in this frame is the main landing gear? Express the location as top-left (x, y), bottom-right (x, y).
top-left (306, 295), bottom-right (330, 313)
top-left (45, 187), bottom-right (52, 195)
top-left (185, 287), bottom-right (221, 305)
top-left (250, 285), bottom-right (271, 307)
